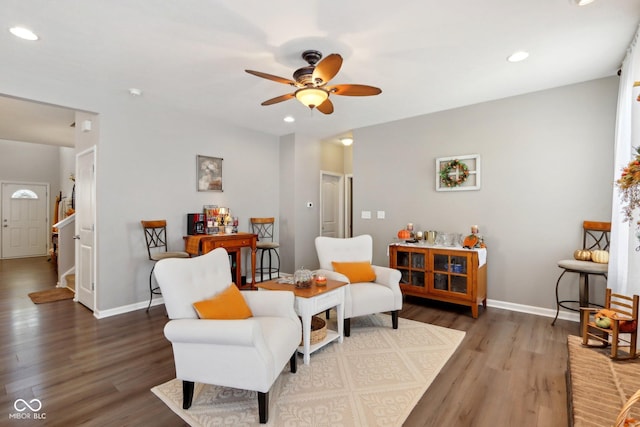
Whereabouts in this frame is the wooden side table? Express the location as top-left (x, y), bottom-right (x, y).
top-left (257, 279), bottom-right (347, 365)
top-left (183, 232), bottom-right (257, 288)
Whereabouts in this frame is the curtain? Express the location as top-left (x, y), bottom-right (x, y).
top-left (610, 24), bottom-right (640, 296)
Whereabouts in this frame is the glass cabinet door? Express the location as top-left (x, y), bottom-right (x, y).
top-left (430, 251), bottom-right (470, 296)
top-left (397, 251), bottom-right (410, 268)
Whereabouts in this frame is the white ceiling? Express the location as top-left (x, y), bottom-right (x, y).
top-left (1, 0), bottom-right (639, 146)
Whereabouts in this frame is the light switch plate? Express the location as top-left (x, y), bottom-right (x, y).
top-left (361, 210), bottom-right (371, 219)
top-left (377, 211), bottom-right (385, 219)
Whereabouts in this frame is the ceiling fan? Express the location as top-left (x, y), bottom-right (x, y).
top-left (245, 50), bottom-right (382, 115)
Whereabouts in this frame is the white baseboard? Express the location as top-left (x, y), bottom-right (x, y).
top-left (486, 298), bottom-right (579, 323)
top-left (94, 297), bottom-right (165, 319)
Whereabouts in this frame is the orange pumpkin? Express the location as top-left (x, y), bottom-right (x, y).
top-left (397, 229), bottom-right (411, 239)
top-left (462, 235), bottom-right (479, 249)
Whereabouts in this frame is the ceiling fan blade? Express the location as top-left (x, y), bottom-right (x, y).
top-left (261, 93), bottom-right (295, 106)
top-left (327, 84), bottom-right (382, 96)
top-left (316, 98), bottom-right (334, 115)
top-left (312, 54), bottom-right (343, 86)
top-left (245, 69), bottom-right (296, 86)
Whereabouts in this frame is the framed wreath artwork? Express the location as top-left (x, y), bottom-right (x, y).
top-left (197, 155), bottom-right (223, 192)
top-left (436, 154), bottom-right (481, 192)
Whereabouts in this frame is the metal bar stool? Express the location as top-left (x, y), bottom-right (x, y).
top-left (552, 220), bottom-right (610, 327)
top-left (141, 220), bottom-right (189, 311)
top-left (250, 217), bottom-right (280, 282)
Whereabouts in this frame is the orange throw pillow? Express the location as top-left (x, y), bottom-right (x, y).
top-left (193, 283), bottom-right (253, 320)
top-left (331, 261), bottom-right (376, 283)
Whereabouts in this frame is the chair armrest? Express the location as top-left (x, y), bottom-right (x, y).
top-left (243, 290), bottom-right (297, 320)
top-left (164, 318), bottom-right (260, 346)
top-left (371, 265), bottom-right (401, 288)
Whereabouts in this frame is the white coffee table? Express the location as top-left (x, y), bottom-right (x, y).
top-left (257, 279), bottom-right (346, 364)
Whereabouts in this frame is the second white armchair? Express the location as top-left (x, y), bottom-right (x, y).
top-left (315, 234), bottom-right (402, 336)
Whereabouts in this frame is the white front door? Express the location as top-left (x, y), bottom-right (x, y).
top-left (320, 172), bottom-right (344, 238)
top-left (76, 148), bottom-right (96, 310)
top-left (1, 182), bottom-right (49, 258)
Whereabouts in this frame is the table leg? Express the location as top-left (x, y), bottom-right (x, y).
top-left (301, 311), bottom-right (311, 365)
top-left (234, 249), bottom-right (242, 287)
top-left (336, 298), bottom-right (344, 344)
top-left (251, 247), bottom-right (256, 287)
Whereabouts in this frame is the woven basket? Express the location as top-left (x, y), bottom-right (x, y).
top-left (301, 316), bottom-right (327, 345)
top-left (615, 388), bottom-right (640, 427)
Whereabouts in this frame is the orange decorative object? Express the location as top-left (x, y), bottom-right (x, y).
top-left (397, 229), bottom-right (411, 239)
top-left (462, 235), bottom-right (479, 249)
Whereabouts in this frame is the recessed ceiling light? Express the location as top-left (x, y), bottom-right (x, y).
top-left (507, 51), bottom-right (529, 63)
top-left (283, 116), bottom-right (295, 123)
top-left (340, 137), bottom-right (353, 146)
top-left (575, 0), bottom-right (595, 5)
top-left (128, 88), bottom-right (143, 96)
top-left (9, 26), bottom-right (39, 41)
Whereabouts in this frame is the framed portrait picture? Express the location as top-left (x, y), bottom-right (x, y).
top-left (435, 154), bottom-right (481, 192)
top-left (197, 155), bottom-right (223, 192)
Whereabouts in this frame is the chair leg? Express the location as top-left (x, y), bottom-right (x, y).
top-left (325, 309), bottom-right (330, 319)
top-left (551, 270), bottom-right (567, 325)
top-left (290, 351), bottom-right (297, 373)
top-left (260, 249), bottom-right (267, 283)
top-left (581, 310), bottom-right (589, 346)
top-left (258, 391), bottom-right (269, 424)
top-left (183, 381), bottom-right (194, 409)
top-left (344, 318), bottom-right (351, 337)
top-left (146, 264), bottom-right (157, 312)
top-left (391, 310), bottom-right (399, 329)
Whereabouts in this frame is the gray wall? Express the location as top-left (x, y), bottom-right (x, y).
top-left (0, 75), bottom-right (619, 316)
top-left (96, 104), bottom-right (280, 310)
top-left (352, 77), bottom-right (617, 311)
top-left (0, 139), bottom-right (64, 232)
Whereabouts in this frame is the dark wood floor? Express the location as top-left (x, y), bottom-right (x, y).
top-left (1, 257), bottom-right (576, 426)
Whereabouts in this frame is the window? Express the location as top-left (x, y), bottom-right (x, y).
top-left (11, 189), bottom-right (38, 199)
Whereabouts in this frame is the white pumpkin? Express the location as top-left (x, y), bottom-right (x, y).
top-left (591, 250), bottom-right (609, 264)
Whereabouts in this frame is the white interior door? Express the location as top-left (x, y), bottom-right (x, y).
top-left (1, 182), bottom-right (48, 258)
top-left (76, 148), bottom-right (96, 310)
top-left (320, 171), bottom-right (344, 238)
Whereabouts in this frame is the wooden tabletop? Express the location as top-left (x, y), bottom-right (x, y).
top-left (257, 278), bottom-right (347, 298)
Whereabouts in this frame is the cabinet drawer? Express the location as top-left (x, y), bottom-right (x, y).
top-left (213, 239), bottom-right (251, 249)
top-left (296, 288), bottom-right (343, 313)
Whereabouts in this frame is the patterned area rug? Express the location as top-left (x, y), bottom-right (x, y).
top-left (152, 314), bottom-right (465, 426)
top-left (28, 287), bottom-right (74, 304)
top-left (567, 335), bottom-right (640, 426)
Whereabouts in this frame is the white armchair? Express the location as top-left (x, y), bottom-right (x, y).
top-left (315, 234), bottom-right (402, 336)
top-left (153, 247), bottom-right (301, 424)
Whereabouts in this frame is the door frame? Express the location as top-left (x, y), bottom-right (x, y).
top-left (75, 146), bottom-right (97, 311)
top-left (319, 170), bottom-right (345, 238)
top-left (344, 174), bottom-right (353, 238)
top-left (1, 181), bottom-right (50, 259)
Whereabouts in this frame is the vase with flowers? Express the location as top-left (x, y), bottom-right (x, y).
top-left (617, 146), bottom-right (640, 222)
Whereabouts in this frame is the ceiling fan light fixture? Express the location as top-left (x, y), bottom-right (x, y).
top-left (295, 88), bottom-right (328, 109)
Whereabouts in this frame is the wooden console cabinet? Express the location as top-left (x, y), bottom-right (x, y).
top-left (184, 233), bottom-right (257, 288)
top-left (389, 244), bottom-right (487, 318)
